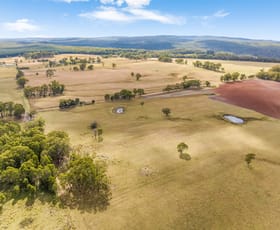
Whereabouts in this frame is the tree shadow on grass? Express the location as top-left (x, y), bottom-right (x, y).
top-left (180, 153), bottom-right (191, 161)
top-left (59, 190), bottom-right (111, 213)
top-left (9, 192), bottom-right (58, 208)
top-left (1, 184), bottom-right (110, 215)
top-left (168, 117), bottom-right (192, 122)
top-left (5, 190), bottom-right (110, 214)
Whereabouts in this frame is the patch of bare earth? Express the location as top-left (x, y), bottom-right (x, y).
top-left (213, 79), bottom-right (280, 119)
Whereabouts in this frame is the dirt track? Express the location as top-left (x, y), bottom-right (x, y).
top-left (213, 79), bottom-right (280, 119)
top-left (142, 89), bottom-right (214, 99)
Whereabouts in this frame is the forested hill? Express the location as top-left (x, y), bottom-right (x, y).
top-left (1, 36), bottom-right (280, 61)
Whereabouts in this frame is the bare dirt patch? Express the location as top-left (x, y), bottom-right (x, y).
top-left (213, 80), bottom-right (280, 119)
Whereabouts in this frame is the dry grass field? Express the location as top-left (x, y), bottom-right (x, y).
top-left (19, 55), bottom-right (276, 110)
top-left (1, 55), bottom-right (280, 229)
top-left (0, 65), bottom-right (30, 111)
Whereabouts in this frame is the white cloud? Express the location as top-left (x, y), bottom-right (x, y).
top-left (126, 8), bottom-right (184, 24)
top-left (81, 0), bottom-right (184, 25)
top-left (213, 10), bottom-right (230, 18)
top-left (195, 10), bottom-right (230, 26)
top-left (80, 6), bottom-right (132, 22)
top-left (100, 0), bottom-right (150, 8)
top-left (57, 0), bottom-right (89, 3)
top-left (3, 19), bottom-right (39, 32)
top-left (100, 0), bottom-right (115, 4)
top-left (124, 0), bottom-right (150, 8)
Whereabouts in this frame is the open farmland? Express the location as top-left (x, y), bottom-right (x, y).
top-left (1, 54), bottom-right (280, 229)
top-left (0, 65), bottom-right (30, 111)
top-left (19, 55), bottom-right (277, 110)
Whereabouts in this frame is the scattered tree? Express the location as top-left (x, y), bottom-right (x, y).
top-left (240, 74), bottom-right (247, 80)
top-left (46, 69), bottom-right (55, 78)
top-left (245, 153), bottom-right (256, 168)
top-left (175, 58), bottom-right (185, 64)
top-left (158, 56), bottom-right (172, 63)
top-left (17, 77), bottom-right (28, 88)
top-left (16, 69), bottom-right (24, 79)
top-left (73, 66), bottom-right (79, 71)
top-left (162, 108), bottom-right (171, 117)
top-left (90, 121), bottom-right (98, 130)
top-left (177, 142), bottom-right (191, 160)
top-left (104, 94), bottom-right (110, 101)
top-left (177, 142), bottom-right (188, 154)
top-left (79, 63), bottom-right (87, 71)
top-left (87, 65), bottom-right (94, 70)
top-left (135, 73), bottom-right (142, 81)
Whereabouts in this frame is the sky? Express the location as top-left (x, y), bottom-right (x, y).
top-left (0, 0), bottom-right (279, 41)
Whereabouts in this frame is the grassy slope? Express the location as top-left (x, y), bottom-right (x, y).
top-left (2, 96), bottom-right (278, 230)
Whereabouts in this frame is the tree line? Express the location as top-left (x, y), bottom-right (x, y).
top-left (104, 88), bottom-right (145, 101)
top-left (24, 80), bottom-right (65, 98)
top-left (158, 56), bottom-right (173, 63)
top-left (163, 79), bottom-right (201, 92)
top-left (15, 68), bottom-right (29, 88)
top-left (23, 51), bottom-right (55, 59)
top-left (256, 66), bottom-right (280, 82)
top-left (130, 72), bottom-right (143, 81)
top-left (0, 101), bottom-right (25, 119)
top-left (175, 58), bottom-right (187, 64)
top-left (59, 98), bottom-right (95, 109)
top-left (220, 72), bottom-right (252, 82)
top-left (45, 56), bottom-right (102, 72)
top-left (193, 60), bottom-right (224, 72)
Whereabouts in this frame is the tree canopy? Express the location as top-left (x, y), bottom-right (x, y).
top-left (162, 108), bottom-right (171, 117)
top-left (62, 155), bottom-right (110, 200)
top-left (256, 66), bottom-right (280, 82)
top-left (0, 119), bottom-right (110, 210)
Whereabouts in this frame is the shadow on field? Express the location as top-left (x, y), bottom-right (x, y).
top-left (59, 190), bottom-right (111, 213)
top-left (256, 158), bottom-right (280, 166)
top-left (10, 192), bottom-right (58, 207)
top-left (7, 190), bottom-right (110, 214)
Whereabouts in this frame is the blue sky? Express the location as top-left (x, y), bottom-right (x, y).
top-left (0, 0), bottom-right (279, 40)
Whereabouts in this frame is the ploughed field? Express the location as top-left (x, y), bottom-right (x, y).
top-left (214, 79), bottom-right (280, 119)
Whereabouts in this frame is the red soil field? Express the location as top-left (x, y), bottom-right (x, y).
top-left (213, 79), bottom-right (280, 119)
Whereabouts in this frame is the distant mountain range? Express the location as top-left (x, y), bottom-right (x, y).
top-left (1, 36), bottom-right (280, 60)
